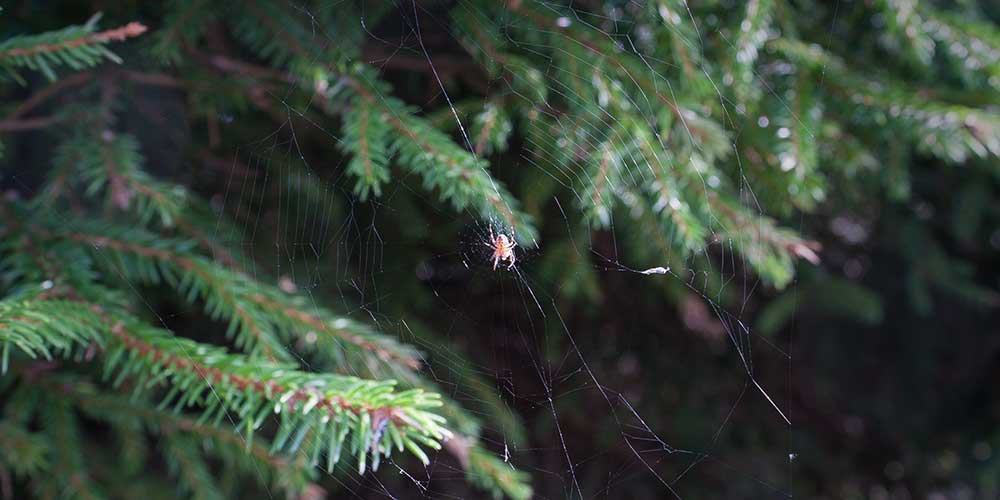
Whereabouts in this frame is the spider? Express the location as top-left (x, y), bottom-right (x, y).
top-left (486, 227), bottom-right (517, 270)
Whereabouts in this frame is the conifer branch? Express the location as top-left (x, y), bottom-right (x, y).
top-left (0, 421), bottom-right (49, 476)
top-left (732, 0), bottom-right (774, 104)
top-left (340, 95), bottom-right (392, 200)
top-left (446, 435), bottom-right (533, 500)
top-left (229, 2), bottom-right (539, 242)
top-left (0, 15), bottom-right (146, 82)
top-left (51, 133), bottom-right (188, 227)
top-left (504, 2), bottom-right (705, 128)
top-left (651, 0), bottom-right (714, 99)
top-left (773, 38), bottom-right (1000, 164)
top-left (633, 125), bottom-right (707, 252)
top-left (58, 225), bottom-right (421, 368)
top-left (64, 379), bottom-right (317, 496)
top-left (472, 102), bottom-right (512, 156)
top-left (0, 294), bottom-right (451, 474)
top-left (39, 397), bottom-right (106, 500)
top-left (0, 23), bottom-right (146, 60)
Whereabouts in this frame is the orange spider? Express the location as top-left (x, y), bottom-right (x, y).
top-left (487, 227), bottom-right (517, 270)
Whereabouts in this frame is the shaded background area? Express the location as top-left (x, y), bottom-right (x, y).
top-left (2, 1), bottom-right (1000, 498)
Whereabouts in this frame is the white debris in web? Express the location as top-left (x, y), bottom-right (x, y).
top-left (639, 266), bottom-right (670, 275)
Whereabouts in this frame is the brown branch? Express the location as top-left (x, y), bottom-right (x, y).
top-left (361, 44), bottom-right (491, 94)
top-left (191, 51), bottom-right (293, 83)
top-left (0, 114), bottom-right (72, 132)
top-left (118, 70), bottom-right (184, 88)
top-left (5, 70), bottom-right (178, 131)
top-left (6, 71), bottom-right (94, 120)
top-left (99, 135), bottom-right (134, 210)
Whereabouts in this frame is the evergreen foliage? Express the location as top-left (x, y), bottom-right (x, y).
top-left (0, 1), bottom-right (998, 498)
top-left (0, 13), bottom-right (145, 83)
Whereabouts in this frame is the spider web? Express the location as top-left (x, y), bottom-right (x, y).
top-left (206, 2), bottom-right (808, 498)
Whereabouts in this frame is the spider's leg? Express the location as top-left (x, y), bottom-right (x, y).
top-left (493, 254), bottom-right (499, 270)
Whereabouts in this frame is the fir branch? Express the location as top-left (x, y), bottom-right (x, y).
top-left (151, 0), bottom-right (213, 64)
top-left (766, 72), bottom-right (824, 211)
top-left (246, 292), bottom-right (422, 371)
top-left (0, 15), bottom-right (146, 82)
top-left (340, 95), bottom-right (392, 201)
top-left (922, 10), bottom-right (1000, 93)
top-left (172, 215), bottom-right (246, 272)
top-left (505, 2), bottom-right (700, 125)
top-left (343, 76), bottom-right (536, 242)
top-left (0, 420), bottom-right (49, 476)
top-left (5, 220), bottom-right (532, 500)
top-left (57, 224), bottom-right (421, 368)
top-left (633, 124), bottom-right (708, 252)
top-left (472, 102), bottom-right (513, 156)
top-left (874, 0), bottom-right (934, 67)
top-left (446, 435), bottom-right (533, 500)
top-left (0, 297), bottom-right (104, 368)
top-left (709, 193), bottom-right (821, 285)
top-left (105, 319), bottom-right (451, 471)
top-left (8, 198), bottom-right (422, 376)
top-left (0, 23), bottom-right (146, 59)
top-left (61, 228), bottom-right (294, 362)
top-left (164, 435), bottom-right (224, 500)
top-left (0, 202), bottom-right (64, 283)
top-left (732, 0), bottom-right (774, 104)
top-left (773, 38), bottom-right (1000, 164)
top-left (61, 379), bottom-right (319, 496)
top-left (581, 142), bottom-right (621, 228)
top-left (39, 396), bottom-right (107, 500)
top-left (0, 295), bottom-right (452, 474)
top-left (651, 0), bottom-right (714, 99)
top-left (52, 133), bottom-right (188, 227)
top-left (230, 0), bottom-right (317, 70)
top-left (228, 2), bottom-right (539, 242)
